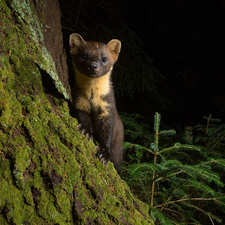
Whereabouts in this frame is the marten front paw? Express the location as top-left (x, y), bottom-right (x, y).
top-left (77, 123), bottom-right (93, 142)
top-left (95, 146), bottom-right (110, 165)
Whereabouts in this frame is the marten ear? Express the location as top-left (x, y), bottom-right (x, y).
top-left (106, 39), bottom-right (121, 62)
top-left (69, 33), bottom-right (86, 54)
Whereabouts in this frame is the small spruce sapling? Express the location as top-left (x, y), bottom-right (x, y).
top-left (122, 112), bottom-right (225, 225)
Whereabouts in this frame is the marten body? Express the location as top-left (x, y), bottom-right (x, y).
top-left (69, 33), bottom-right (123, 174)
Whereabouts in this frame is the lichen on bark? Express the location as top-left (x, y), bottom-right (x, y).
top-left (10, 0), bottom-right (70, 100)
top-left (0, 0), bottom-right (154, 224)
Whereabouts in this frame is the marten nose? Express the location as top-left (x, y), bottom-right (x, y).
top-left (88, 63), bottom-right (98, 71)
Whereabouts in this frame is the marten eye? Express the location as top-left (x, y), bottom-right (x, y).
top-left (81, 54), bottom-right (87, 59)
top-left (102, 57), bottom-right (107, 62)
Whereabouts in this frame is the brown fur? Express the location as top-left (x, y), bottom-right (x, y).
top-left (69, 33), bottom-right (124, 174)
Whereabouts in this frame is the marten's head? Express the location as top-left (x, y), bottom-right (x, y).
top-left (69, 33), bottom-right (121, 78)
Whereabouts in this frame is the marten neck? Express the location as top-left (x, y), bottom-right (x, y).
top-left (75, 68), bottom-right (112, 99)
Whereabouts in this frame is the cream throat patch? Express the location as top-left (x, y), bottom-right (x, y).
top-left (74, 68), bottom-right (111, 117)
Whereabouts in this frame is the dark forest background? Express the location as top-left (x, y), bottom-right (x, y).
top-left (59, 0), bottom-right (225, 132)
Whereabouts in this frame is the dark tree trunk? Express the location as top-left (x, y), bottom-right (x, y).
top-left (0, 0), bottom-right (153, 224)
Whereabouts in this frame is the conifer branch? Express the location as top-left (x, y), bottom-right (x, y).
top-left (156, 196), bottom-right (224, 209)
top-left (123, 113), bottom-right (225, 223)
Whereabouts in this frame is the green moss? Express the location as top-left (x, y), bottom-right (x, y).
top-left (0, 214), bottom-right (8, 225)
top-left (0, 0), bottom-right (154, 224)
top-left (9, 0), bottom-right (69, 100)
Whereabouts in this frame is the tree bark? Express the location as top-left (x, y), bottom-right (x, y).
top-left (0, 0), bottom-right (153, 224)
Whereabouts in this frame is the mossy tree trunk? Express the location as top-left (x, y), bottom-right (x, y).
top-left (0, 0), bottom-right (153, 224)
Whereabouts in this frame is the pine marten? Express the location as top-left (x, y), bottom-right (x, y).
top-left (69, 33), bottom-right (124, 174)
